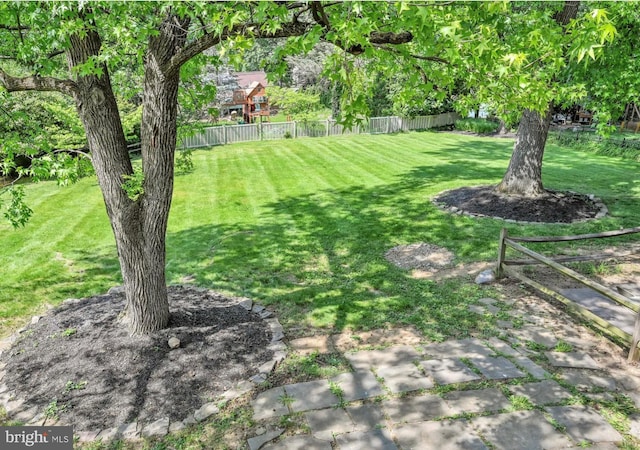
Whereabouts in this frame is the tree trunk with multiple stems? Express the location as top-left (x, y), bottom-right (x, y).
top-left (64, 17), bottom-right (188, 334)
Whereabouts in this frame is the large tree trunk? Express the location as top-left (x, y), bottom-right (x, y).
top-left (495, 1), bottom-right (579, 198)
top-left (495, 108), bottom-right (552, 197)
top-left (65, 16), bottom-right (188, 334)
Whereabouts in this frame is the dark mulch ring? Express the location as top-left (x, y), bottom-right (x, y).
top-left (434, 185), bottom-right (601, 223)
top-left (1, 285), bottom-right (273, 430)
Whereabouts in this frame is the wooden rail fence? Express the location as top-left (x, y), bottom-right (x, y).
top-left (496, 226), bottom-right (640, 361)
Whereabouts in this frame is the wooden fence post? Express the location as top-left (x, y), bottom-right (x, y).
top-left (223, 125), bottom-right (227, 145)
top-left (629, 309), bottom-right (640, 362)
top-left (496, 228), bottom-right (508, 278)
top-left (326, 119), bottom-right (330, 137)
top-left (293, 121), bottom-right (297, 139)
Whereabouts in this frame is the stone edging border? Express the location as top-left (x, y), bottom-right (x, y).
top-left (0, 286), bottom-right (286, 444)
top-left (433, 189), bottom-right (608, 225)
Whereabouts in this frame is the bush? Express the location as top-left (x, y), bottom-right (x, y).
top-left (454, 118), bottom-right (499, 134)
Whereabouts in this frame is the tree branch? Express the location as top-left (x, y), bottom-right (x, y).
top-left (0, 24), bottom-right (29, 32)
top-left (374, 44), bottom-right (449, 64)
top-left (168, 6), bottom-right (414, 72)
top-left (167, 20), bottom-right (312, 73)
top-left (0, 67), bottom-right (77, 96)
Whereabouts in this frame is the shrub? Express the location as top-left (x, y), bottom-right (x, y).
top-left (454, 118), bottom-right (499, 134)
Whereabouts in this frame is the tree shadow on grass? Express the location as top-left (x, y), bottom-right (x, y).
top-left (167, 163), bottom-right (505, 341)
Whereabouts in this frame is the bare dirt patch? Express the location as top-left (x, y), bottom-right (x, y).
top-left (385, 242), bottom-right (494, 282)
top-left (1, 285), bottom-right (274, 431)
top-left (385, 243), bottom-right (455, 270)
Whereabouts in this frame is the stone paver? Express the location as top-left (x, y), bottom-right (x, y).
top-left (546, 405), bottom-right (623, 444)
top-left (509, 326), bottom-right (557, 348)
top-left (384, 394), bottom-right (453, 424)
top-left (141, 417), bottom-right (169, 437)
top-left (304, 408), bottom-right (354, 440)
top-left (628, 414), bottom-right (640, 439)
top-left (497, 320), bottom-right (513, 329)
top-left (394, 419), bottom-right (489, 450)
top-left (247, 428), bottom-right (284, 450)
top-left (376, 363), bottom-right (433, 393)
top-left (335, 429), bottom-right (397, 450)
top-left (421, 338), bottom-right (493, 359)
top-left (468, 356), bottom-right (526, 379)
top-left (345, 404), bottom-right (387, 431)
top-left (487, 337), bottom-right (521, 357)
top-left (471, 410), bottom-right (574, 450)
top-left (262, 435), bottom-right (332, 450)
top-left (420, 358), bottom-right (481, 385)
top-left (344, 345), bottom-right (421, 371)
top-left (252, 387), bottom-right (289, 420)
top-left (284, 379), bottom-right (339, 412)
top-left (249, 329), bottom-right (628, 450)
top-left (508, 380), bottom-right (572, 405)
top-left (546, 352), bottom-right (601, 369)
top-left (560, 369), bottom-right (617, 391)
top-left (512, 356), bottom-right (550, 380)
top-left (444, 388), bottom-right (510, 415)
top-left (331, 370), bottom-right (384, 401)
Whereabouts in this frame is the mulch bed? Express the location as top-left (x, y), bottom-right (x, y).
top-left (1, 285), bottom-right (273, 430)
top-left (434, 185), bottom-right (600, 223)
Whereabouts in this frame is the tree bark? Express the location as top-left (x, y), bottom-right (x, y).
top-left (63, 16), bottom-right (190, 334)
top-left (120, 18), bottom-right (189, 334)
top-left (496, 108), bottom-right (552, 197)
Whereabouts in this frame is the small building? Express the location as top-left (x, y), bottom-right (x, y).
top-left (232, 81), bottom-right (270, 124)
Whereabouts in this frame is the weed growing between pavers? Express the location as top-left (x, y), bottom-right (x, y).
top-left (328, 380), bottom-right (346, 407)
top-left (554, 340), bottom-right (574, 352)
top-left (508, 395), bottom-right (535, 411)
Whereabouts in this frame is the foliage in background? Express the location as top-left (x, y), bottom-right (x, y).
top-left (570, 3), bottom-right (640, 134)
top-left (551, 130), bottom-right (640, 162)
top-left (455, 118), bottom-right (500, 134)
top-left (267, 86), bottom-right (323, 121)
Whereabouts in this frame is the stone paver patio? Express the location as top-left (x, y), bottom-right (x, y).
top-left (248, 296), bottom-right (640, 449)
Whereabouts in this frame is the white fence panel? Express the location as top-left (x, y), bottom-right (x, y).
top-left (368, 117), bottom-right (387, 134)
top-left (226, 124), bottom-right (259, 144)
top-left (328, 121), bottom-right (359, 136)
top-left (180, 112), bottom-right (460, 149)
top-left (262, 122), bottom-right (296, 140)
top-left (404, 112), bottom-right (459, 131)
top-left (296, 121), bottom-right (327, 138)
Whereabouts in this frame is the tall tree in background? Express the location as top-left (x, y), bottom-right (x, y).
top-left (497, 2), bottom-right (579, 196)
top-left (446, 1), bottom-right (617, 197)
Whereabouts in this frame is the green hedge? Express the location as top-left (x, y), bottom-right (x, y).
top-left (454, 118), bottom-right (499, 134)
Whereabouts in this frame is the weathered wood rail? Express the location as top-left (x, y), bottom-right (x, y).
top-left (496, 226), bottom-right (640, 361)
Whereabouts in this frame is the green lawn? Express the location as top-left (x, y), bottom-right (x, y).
top-left (1, 131), bottom-right (639, 338)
